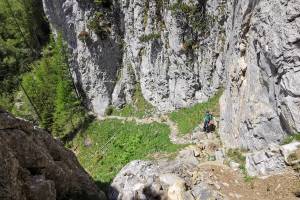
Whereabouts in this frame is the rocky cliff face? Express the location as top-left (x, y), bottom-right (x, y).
top-left (42, 0), bottom-right (226, 115)
top-left (0, 109), bottom-right (106, 200)
top-left (220, 0), bottom-right (300, 151)
top-left (42, 0), bottom-right (300, 150)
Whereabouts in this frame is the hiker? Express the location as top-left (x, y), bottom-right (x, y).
top-left (203, 111), bottom-right (213, 132)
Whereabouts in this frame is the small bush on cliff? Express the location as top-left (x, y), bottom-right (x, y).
top-left (139, 33), bottom-right (161, 43)
top-left (282, 133), bottom-right (300, 144)
top-left (78, 30), bottom-right (90, 42)
top-left (87, 12), bottom-right (111, 39)
top-left (169, 1), bottom-right (212, 36)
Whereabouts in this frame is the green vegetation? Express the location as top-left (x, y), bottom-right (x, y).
top-left (87, 12), bottom-right (111, 39)
top-left (20, 35), bottom-right (84, 138)
top-left (94, 0), bottom-right (112, 8)
top-left (110, 84), bottom-right (155, 118)
top-left (71, 119), bottom-right (183, 184)
top-left (227, 148), bottom-right (254, 182)
top-left (139, 33), bottom-right (161, 43)
top-left (78, 31), bottom-right (90, 42)
top-left (169, 1), bottom-right (212, 35)
top-left (282, 133), bottom-right (300, 145)
top-left (0, 0), bottom-right (49, 110)
top-left (169, 90), bottom-right (223, 135)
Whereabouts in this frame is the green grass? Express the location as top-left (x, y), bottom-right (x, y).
top-left (226, 148), bottom-right (254, 182)
top-left (169, 90), bottom-right (223, 135)
top-left (110, 84), bottom-right (155, 118)
top-left (282, 133), bottom-right (300, 145)
top-left (71, 119), bottom-right (183, 185)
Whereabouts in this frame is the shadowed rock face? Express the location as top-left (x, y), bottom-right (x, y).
top-left (0, 110), bottom-right (106, 200)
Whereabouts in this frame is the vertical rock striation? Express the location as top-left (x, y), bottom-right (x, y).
top-left (42, 0), bottom-right (300, 150)
top-left (220, 0), bottom-right (300, 150)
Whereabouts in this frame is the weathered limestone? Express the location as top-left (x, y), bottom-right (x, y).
top-left (0, 109), bottom-right (106, 200)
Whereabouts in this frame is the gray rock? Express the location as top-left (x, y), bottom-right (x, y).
top-left (220, 0), bottom-right (300, 151)
top-left (229, 161), bottom-right (240, 171)
top-left (0, 110), bottom-right (106, 200)
top-left (109, 160), bottom-right (160, 200)
top-left (246, 145), bottom-right (286, 177)
top-left (215, 149), bottom-right (225, 163)
top-left (280, 142), bottom-right (300, 164)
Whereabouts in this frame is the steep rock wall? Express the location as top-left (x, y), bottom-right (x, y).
top-left (42, 0), bottom-right (226, 115)
top-left (220, 0), bottom-right (300, 150)
top-left (42, 0), bottom-right (300, 151)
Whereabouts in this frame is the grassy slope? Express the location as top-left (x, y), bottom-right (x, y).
top-left (169, 90), bottom-right (223, 135)
top-left (71, 119), bottom-right (183, 184)
top-left (110, 84), bottom-right (155, 118)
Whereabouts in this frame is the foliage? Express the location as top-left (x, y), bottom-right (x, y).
top-left (169, 1), bottom-right (211, 36)
top-left (87, 12), bottom-right (111, 39)
top-left (71, 119), bottom-right (183, 185)
top-left (282, 133), bottom-right (300, 145)
top-left (139, 33), bottom-right (161, 43)
top-left (21, 35), bottom-right (83, 138)
top-left (78, 31), bottom-right (90, 42)
top-left (0, 0), bottom-right (49, 109)
top-left (111, 83), bottom-right (155, 118)
top-left (227, 148), bottom-right (254, 182)
top-left (169, 89), bottom-right (223, 135)
top-left (94, 0), bottom-right (112, 8)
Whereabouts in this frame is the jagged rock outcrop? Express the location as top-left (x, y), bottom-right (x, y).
top-left (0, 109), bottom-right (106, 200)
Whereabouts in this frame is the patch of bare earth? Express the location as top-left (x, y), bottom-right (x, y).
top-left (195, 164), bottom-right (300, 200)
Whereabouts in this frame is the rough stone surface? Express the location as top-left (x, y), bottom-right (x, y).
top-left (42, 0), bottom-right (300, 162)
top-left (42, 0), bottom-right (226, 115)
top-left (246, 144), bottom-right (287, 176)
top-left (220, 0), bottom-right (300, 150)
top-left (0, 110), bottom-right (106, 200)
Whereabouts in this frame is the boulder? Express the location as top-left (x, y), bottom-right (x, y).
top-left (246, 144), bottom-right (286, 176)
top-left (0, 110), bottom-right (106, 200)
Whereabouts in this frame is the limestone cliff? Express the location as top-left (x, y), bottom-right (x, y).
top-left (42, 0), bottom-right (300, 150)
top-left (0, 109), bottom-right (106, 200)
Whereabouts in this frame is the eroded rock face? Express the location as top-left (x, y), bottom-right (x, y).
top-left (42, 0), bottom-right (300, 151)
top-left (0, 110), bottom-right (106, 200)
top-left (220, 0), bottom-right (300, 150)
top-left (42, 0), bottom-right (226, 115)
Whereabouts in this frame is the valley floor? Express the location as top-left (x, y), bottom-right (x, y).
top-left (68, 93), bottom-right (299, 199)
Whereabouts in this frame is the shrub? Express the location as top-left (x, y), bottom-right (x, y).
top-left (139, 33), bottom-right (161, 42)
top-left (87, 12), bottom-right (111, 39)
top-left (105, 106), bottom-right (114, 116)
top-left (282, 133), bottom-right (300, 144)
top-left (78, 31), bottom-right (90, 42)
top-left (94, 0), bottom-right (112, 8)
top-left (169, 1), bottom-right (211, 35)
